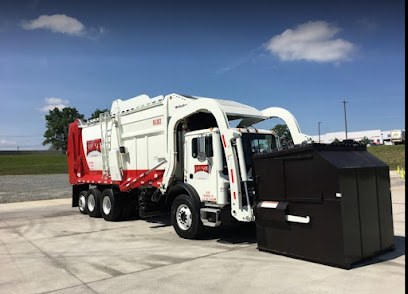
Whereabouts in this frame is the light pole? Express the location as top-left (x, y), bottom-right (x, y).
top-left (318, 122), bottom-right (321, 143)
top-left (341, 100), bottom-right (348, 140)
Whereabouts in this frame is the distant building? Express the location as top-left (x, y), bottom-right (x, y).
top-left (311, 129), bottom-right (395, 145)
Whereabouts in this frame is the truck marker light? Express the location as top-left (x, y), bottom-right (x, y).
top-left (222, 135), bottom-right (227, 147)
top-left (230, 169), bottom-right (234, 183)
top-left (233, 192), bottom-right (236, 200)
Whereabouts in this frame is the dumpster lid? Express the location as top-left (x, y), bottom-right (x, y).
top-left (253, 143), bottom-right (388, 169)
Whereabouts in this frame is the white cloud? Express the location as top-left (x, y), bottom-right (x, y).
top-left (0, 139), bottom-right (17, 146)
top-left (44, 97), bottom-right (69, 105)
top-left (265, 21), bottom-right (354, 63)
top-left (21, 14), bottom-right (85, 36)
top-left (38, 97), bottom-right (69, 112)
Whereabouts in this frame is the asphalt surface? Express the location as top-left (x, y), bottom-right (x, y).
top-left (0, 171), bottom-right (405, 294)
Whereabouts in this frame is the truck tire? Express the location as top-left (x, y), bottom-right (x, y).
top-left (171, 194), bottom-right (203, 239)
top-left (78, 190), bottom-right (88, 214)
top-left (100, 189), bottom-right (122, 221)
top-left (87, 189), bottom-right (102, 218)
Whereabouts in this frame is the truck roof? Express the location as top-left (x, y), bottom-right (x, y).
top-left (110, 93), bottom-right (267, 121)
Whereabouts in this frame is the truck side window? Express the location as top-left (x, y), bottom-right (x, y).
top-left (192, 138), bottom-right (198, 158)
top-left (192, 136), bottom-right (213, 159)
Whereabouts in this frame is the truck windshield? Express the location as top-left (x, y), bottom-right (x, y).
top-left (241, 133), bottom-right (277, 174)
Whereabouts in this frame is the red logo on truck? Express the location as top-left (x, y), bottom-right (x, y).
top-left (194, 165), bottom-right (209, 173)
top-left (86, 139), bottom-right (101, 155)
top-left (153, 118), bottom-right (161, 126)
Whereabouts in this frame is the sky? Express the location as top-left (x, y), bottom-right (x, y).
top-left (0, 0), bottom-right (405, 150)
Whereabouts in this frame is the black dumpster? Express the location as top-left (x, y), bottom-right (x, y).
top-left (252, 143), bottom-right (394, 269)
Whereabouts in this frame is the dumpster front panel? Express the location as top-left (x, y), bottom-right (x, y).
top-left (376, 167), bottom-right (394, 250)
top-left (253, 143), bottom-right (394, 269)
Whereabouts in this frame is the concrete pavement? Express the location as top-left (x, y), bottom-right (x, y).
top-left (0, 171), bottom-right (404, 294)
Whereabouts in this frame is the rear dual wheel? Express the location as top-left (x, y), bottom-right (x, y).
top-left (87, 189), bottom-right (102, 217)
top-left (78, 191), bottom-right (88, 214)
top-left (100, 189), bottom-right (122, 221)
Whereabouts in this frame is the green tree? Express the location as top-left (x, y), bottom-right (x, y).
top-left (43, 107), bottom-right (84, 150)
top-left (89, 108), bottom-right (109, 120)
top-left (360, 136), bottom-right (371, 145)
top-left (272, 124), bottom-right (293, 146)
top-left (333, 138), bottom-right (340, 143)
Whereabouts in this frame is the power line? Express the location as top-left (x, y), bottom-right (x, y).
top-left (341, 100), bottom-right (348, 140)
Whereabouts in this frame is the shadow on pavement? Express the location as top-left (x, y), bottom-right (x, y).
top-left (352, 235), bottom-right (405, 269)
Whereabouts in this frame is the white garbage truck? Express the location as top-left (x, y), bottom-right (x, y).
top-left (67, 93), bottom-right (310, 238)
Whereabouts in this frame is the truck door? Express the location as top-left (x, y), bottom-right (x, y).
top-left (185, 133), bottom-right (218, 203)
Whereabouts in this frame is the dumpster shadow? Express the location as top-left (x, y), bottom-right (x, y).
top-left (352, 235), bottom-right (405, 269)
top-left (199, 222), bottom-right (257, 245)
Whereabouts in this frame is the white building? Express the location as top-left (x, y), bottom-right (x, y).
top-left (310, 129), bottom-right (393, 145)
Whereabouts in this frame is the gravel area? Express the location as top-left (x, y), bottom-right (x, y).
top-left (0, 174), bottom-right (71, 203)
top-left (0, 171), bottom-right (403, 204)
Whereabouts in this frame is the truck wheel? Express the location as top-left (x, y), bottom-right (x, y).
top-left (100, 189), bottom-right (122, 221)
top-left (171, 194), bottom-right (203, 239)
top-left (78, 191), bottom-right (88, 214)
top-left (87, 189), bottom-right (102, 218)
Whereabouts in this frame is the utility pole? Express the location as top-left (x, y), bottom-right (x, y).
top-left (318, 122), bottom-right (321, 143)
top-left (342, 100), bottom-right (348, 140)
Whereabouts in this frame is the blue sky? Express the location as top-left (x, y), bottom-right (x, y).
top-left (0, 0), bottom-right (405, 149)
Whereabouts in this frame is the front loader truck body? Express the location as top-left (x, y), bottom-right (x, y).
top-left (68, 93), bottom-right (394, 268)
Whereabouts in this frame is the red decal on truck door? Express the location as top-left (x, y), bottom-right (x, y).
top-left (194, 165), bottom-right (209, 173)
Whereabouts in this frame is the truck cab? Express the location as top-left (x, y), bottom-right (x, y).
top-left (180, 127), bottom-right (280, 229)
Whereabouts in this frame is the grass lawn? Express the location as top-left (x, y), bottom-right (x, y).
top-left (0, 154), bottom-right (68, 175)
top-left (0, 145), bottom-right (405, 175)
top-left (367, 145), bottom-right (405, 170)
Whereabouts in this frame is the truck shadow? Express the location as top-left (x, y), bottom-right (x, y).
top-left (352, 235), bottom-right (405, 269)
top-left (144, 214), bottom-right (172, 228)
top-left (142, 214), bottom-right (257, 244)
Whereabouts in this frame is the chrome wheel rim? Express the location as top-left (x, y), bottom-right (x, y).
top-left (79, 195), bottom-right (86, 212)
top-left (88, 194), bottom-right (95, 212)
top-left (102, 196), bottom-right (111, 215)
top-left (176, 204), bottom-right (192, 231)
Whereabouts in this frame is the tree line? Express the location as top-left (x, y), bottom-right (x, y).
top-left (43, 107), bottom-right (108, 150)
